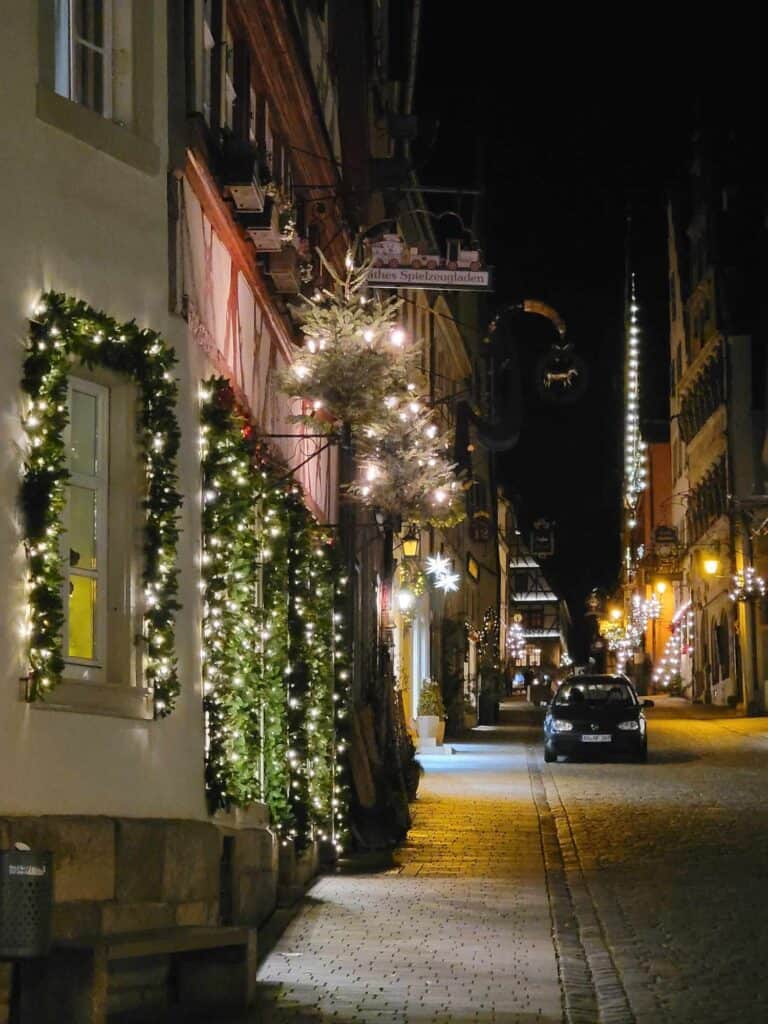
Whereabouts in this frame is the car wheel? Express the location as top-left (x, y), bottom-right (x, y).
top-left (544, 745), bottom-right (556, 764)
top-left (634, 744), bottom-right (648, 763)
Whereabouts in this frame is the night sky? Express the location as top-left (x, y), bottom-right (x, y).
top-left (415, 21), bottom-right (704, 654)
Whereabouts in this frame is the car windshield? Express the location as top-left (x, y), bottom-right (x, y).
top-left (554, 680), bottom-right (636, 707)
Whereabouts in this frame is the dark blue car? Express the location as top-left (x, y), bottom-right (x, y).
top-left (543, 675), bottom-right (653, 763)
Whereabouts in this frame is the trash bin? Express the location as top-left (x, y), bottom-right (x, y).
top-left (0, 847), bottom-right (53, 958)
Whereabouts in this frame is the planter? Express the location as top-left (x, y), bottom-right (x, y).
top-left (436, 720), bottom-right (446, 746)
top-left (463, 711), bottom-right (476, 730)
top-left (416, 715), bottom-right (440, 741)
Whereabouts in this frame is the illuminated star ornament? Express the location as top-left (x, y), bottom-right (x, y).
top-left (426, 553), bottom-right (461, 593)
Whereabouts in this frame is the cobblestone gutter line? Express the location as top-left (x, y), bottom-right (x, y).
top-left (528, 748), bottom-right (635, 1024)
top-left (542, 769), bottom-right (666, 1024)
top-left (527, 748), bottom-right (599, 1024)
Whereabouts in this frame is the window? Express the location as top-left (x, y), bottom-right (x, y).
top-left (527, 609), bottom-right (544, 630)
top-left (53, 1), bottom-right (133, 125)
top-left (39, 0), bottom-right (157, 174)
top-left (525, 645), bottom-right (541, 667)
top-left (55, 371), bottom-right (144, 706)
top-left (202, 0), bottom-right (217, 126)
top-left (513, 572), bottom-right (529, 594)
top-left (63, 380), bottom-right (108, 674)
top-left (55, 0), bottom-right (113, 117)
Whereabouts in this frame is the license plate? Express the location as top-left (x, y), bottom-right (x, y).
top-left (582, 734), bottom-right (612, 743)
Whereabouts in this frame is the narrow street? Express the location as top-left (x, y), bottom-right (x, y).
top-left (242, 699), bottom-right (768, 1024)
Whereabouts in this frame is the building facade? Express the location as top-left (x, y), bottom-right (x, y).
top-left (666, 122), bottom-right (768, 707)
top-left (0, 3), bottom-right (362, 1017)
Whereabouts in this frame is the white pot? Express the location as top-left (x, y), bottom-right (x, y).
top-left (416, 715), bottom-right (440, 741)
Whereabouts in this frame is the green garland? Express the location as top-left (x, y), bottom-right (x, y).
top-left (200, 382), bottom-right (262, 807)
top-left (200, 378), bottom-right (350, 851)
top-left (21, 293), bottom-right (182, 714)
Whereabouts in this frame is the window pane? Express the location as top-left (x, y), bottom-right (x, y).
top-left (75, 0), bottom-right (104, 48)
top-left (68, 485), bottom-right (97, 569)
top-left (70, 388), bottom-right (98, 475)
top-left (68, 575), bottom-right (96, 660)
top-left (74, 43), bottom-right (104, 114)
top-left (54, 0), bottom-right (72, 97)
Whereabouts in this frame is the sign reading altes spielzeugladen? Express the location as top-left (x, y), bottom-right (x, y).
top-left (367, 234), bottom-right (493, 292)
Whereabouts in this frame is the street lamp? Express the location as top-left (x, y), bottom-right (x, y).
top-left (401, 526), bottom-right (420, 560)
top-left (703, 556), bottom-right (720, 577)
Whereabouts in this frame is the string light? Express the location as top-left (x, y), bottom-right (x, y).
top-left (729, 566), bottom-right (767, 602)
top-left (623, 275), bottom-right (647, 521)
top-left (21, 292), bottom-right (182, 714)
top-left (200, 379), bottom-right (350, 850)
top-left (278, 249), bottom-right (465, 531)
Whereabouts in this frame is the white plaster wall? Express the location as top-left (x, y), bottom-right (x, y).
top-left (0, 4), bottom-right (208, 820)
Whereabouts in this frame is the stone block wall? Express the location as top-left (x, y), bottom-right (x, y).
top-left (0, 815), bottom-right (279, 940)
top-left (0, 813), bottom-right (280, 1016)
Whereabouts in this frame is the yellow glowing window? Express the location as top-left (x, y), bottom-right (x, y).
top-left (64, 380), bottom-right (108, 670)
top-left (68, 575), bottom-right (96, 660)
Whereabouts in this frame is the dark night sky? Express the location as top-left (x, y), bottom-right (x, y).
top-left (415, 19), bottom-right (706, 652)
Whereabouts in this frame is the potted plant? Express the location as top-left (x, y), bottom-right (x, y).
top-left (416, 678), bottom-right (446, 745)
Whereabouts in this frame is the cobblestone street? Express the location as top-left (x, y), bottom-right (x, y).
top-left (221, 699), bottom-right (768, 1023)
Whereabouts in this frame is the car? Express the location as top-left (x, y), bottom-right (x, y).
top-left (543, 675), bottom-right (653, 763)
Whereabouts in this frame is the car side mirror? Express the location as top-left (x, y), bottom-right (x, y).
top-left (642, 699), bottom-right (655, 709)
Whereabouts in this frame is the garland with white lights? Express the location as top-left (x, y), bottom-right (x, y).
top-left (21, 293), bottom-right (182, 714)
top-left (200, 378), bottom-right (349, 850)
top-left (200, 380), bottom-right (263, 809)
top-left (624, 275), bottom-right (648, 522)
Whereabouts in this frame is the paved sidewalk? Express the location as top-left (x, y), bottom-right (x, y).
top-left (251, 722), bottom-right (562, 1022)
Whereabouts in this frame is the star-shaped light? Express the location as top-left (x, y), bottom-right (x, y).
top-left (425, 553), bottom-right (450, 578)
top-left (435, 571), bottom-right (461, 593)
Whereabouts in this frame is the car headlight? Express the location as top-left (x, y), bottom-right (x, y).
top-left (552, 719), bottom-right (573, 732)
top-left (618, 720), bottom-right (640, 731)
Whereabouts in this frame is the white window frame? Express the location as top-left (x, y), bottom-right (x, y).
top-left (55, 0), bottom-right (114, 118)
top-left (202, 0), bottom-right (215, 125)
top-left (34, 370), bottom-right (152, 719)
top-left (63, 377), bottom-right (109, 682)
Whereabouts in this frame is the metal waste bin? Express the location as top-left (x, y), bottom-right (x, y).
top-left (0, 848), bottom-right (53, 958)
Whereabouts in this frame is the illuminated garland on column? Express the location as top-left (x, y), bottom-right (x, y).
top-left (20, 293), bottom-right (182, 714)
top-left (200, 378), bottom-right (349, 850)
top-left (624, 275), bottom-right (647, 525)
top-left (200, 380), bottom-right (262, 807)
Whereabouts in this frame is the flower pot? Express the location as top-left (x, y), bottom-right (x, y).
top-left (436, 720), bottom-right (446, 746)
top-left (416, 715), bottom-right (440, 741)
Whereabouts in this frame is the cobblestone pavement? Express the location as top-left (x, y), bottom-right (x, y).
top-left (212, 697), bottom-right (768, 1023)
top-left (252, 722), bottom-right (562, 1023)
top-left (543, 696), bottom-right (768, 1024)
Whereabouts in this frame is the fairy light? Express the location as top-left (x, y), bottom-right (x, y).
top-left (21, 292), bottom-right (181, 713)
top-left (623, 275), bottom-right (647, 524)
top-left (200, 379), bottom-right (350, 850)
top-left (730, 566), bottom-right (767, 602)
top-left (279, 249), bottom-right (465, 532)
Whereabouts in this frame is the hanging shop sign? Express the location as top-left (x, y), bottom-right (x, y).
top-left (367, 265), bottom-right (493, 292)
top-left (535, 343), bottom-right (588, 404)
top-left (653, 525), bottom-right (679, 566)
top-left (367, 234), bottom-right (493, 291)
top-left (531, 519), bottom-right (555, 559)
